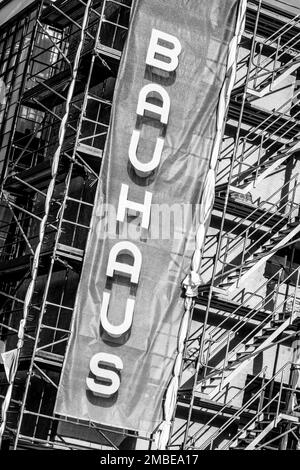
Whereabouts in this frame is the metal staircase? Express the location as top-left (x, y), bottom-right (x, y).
top-left (216, 96), bottom-right (300, 194)
top-left (215, 1), bottom-right (300, 194)
top-left (217, 218), bottom-right (300, 292)
top-left (247, 59), bottom-right (300, 99)
top-left (231, 132), bottom-right (300, 192)
top-left (235, 6), bottom-right (300, 100)
top-left (230, 412), bottom-right (299, 450)
top-left (200, 177), bottom-right (300, 293)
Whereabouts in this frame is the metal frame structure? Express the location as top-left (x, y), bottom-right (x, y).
top-left (170, 0), bottom-right (300, 450)
top-left (1, 0), bottom-right (300, 451)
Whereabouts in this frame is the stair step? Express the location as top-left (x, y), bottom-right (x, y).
top-left (280, 227), bottom-right (295, 234)
top-left (253, 335), bottom-right (269, 344)
top-left (247, 429), bottom-right (263, 435)
top-left (236, 351), bottom-right (249, 358)
top-left (264, 237), bottom-right (284, 247)
top-left (239, 438), bottom-right (254, 444)
top-left (262, 327), bottom-right (277, 334)
top-left (210, 375), bottom-right (222, 382)
top-left (201, 384), bottom-right (217, 390)
top-left (271, 319), bottom-right (287, 326)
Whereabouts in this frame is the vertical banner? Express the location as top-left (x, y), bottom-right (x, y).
top-left (56, 0), bottom-right (240, 435)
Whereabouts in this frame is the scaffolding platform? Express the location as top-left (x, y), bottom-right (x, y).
top-left (3, 159), bottom-right (69, 196)
top-left (21, 52), bottom-right (118, 111)
top-left (177, 393), bottom-right (256, 422)
top-left (195, 295), bottom-right (269, 323)
top-left (213, 195), bottom-right (289, 229)
top-left (0, 245), bottom-right (83, 281)
top-left (228, 102), bottom-right (300, 140)
top-left (246, 1), bottom-right (300, 49)
top-left (40, 0), bottom-right (104, 28)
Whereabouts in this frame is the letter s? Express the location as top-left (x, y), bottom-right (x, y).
top-left (86, 352), bottom-right (123, 398)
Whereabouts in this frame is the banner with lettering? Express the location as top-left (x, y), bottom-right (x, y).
top-left (55, 0), bottom-right (241, 435)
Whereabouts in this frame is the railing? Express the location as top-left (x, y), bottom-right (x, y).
top-left (25, 0), bottom-right (131, 92)
top-left (184, 266), bottom-right (282, 375)
top-left (172, 367), bottom-right (267, 449)
top-left (221, 367), bottom-right (292, 450)
top-left (217, 91), bottom-right (300, 187)
top-left (234, 11), bottom-right (300, 94)
top-left (185, 265), bottom-right (300, 382)
top-left (237, 27), bottom-right (300, 94)
top-left (190, 362), bottom-right (293, 450)
top-left (216, 176), bottom-right (300, 284)
top-left (201, 175), bottom-right (299, 278)
top-left (206, 268), bottom-right (299, 379)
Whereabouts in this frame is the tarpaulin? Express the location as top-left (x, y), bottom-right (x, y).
top-left (55, 0), bottom-right (241, 435)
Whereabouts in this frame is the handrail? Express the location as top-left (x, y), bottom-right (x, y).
top-left (190, 260), bottom-right (299, 368)
top-left (223, 362), bottom-right (288, 450)
top-left (192, 361), bottom-right (293, 450)
top-left (236, 33), bottom-right (300, 93)
top-left (197, 295), bottom-right (293, 380)
top-left (181, 367), bottom-right (267, 449)
top-left (222, 391), bottom-right (280, 450)
top-left (187, 266), bottom-right (299, 383)
top-left (200, 267), bottom-right (286, 351)
top-left (217, 205), bottom-right (299, 281)
top-left (232, 109), bottom-right (300, 171)
top-left (219, 173), bottom-right (298, 242)
top-left (202, 266), bottom-right (300, 373)
top-left (217, 91), bottom-right (300, 185)
top-left (216, 285), bottom-right (297, 366)
top-left (215, 178), bottom-right (300, 279)
top-left (234, 10), bottom-right (300, 92)
top-left (244, 89), bottom-right (300, 141)
top-left (183, 265), bottom-right (286, 374)
top-left (220, 197), bottom-right (295, 262)
top-left (217, 209), bottom-right (299, 286)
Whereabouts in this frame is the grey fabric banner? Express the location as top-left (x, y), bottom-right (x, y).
top-left (55, 0), bottom-right (239, 435)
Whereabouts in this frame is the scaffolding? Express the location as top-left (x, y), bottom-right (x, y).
top-left (1, 0), bottom-right (300, 451)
